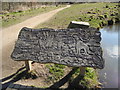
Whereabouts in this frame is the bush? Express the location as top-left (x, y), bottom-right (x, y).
top-left (98, 15), bottom-right (104, 20)
top-left (104, 14), bottom-right (108, 18)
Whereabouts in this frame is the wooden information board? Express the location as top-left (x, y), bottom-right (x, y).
top-left (11, 27), bottom-right (104, 69)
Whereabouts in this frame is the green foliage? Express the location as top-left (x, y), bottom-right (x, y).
top-left (104, 14), bottom-right (108, 18)
top-left (65, 67), bottom-right (99, 88)
top-left (81, 68), bottom-right (99, 88)
top-left (45, 64), bottom-right (66, 83)
top-left (45, 64), bottom-right (99, 88)
top-left (36, 2), bottom-right (119, 29)
top-left (85, 68), bottom-right (95, 79)
top-left (98, 15), bottom-right (104, 20)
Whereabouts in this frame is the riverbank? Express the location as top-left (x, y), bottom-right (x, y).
top-left (34, 2), bottom-right (120, 89)
top-left (2, 2), bottom-right (119, 89)
top-left (1, 5), bottom-right (65, 28)
top-left (36, 2), bottom-right (119, 29)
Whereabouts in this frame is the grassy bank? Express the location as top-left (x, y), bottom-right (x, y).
top-left (35, 2), bottom-right (120, 89)
top-left (6, 3), bottom-right (119, 89)
top-left (44, 64), bottom-right (100, 89)
top-left (1, 5), bottom-right (65, 28)
top-left (36, 2), bottom-right (119, 29)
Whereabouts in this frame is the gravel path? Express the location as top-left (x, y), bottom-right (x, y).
top-left (0, 5), bottom-right (70, 78)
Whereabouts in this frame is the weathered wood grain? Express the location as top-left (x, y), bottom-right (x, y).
top-left (11, 27), bottom-right (104, 69)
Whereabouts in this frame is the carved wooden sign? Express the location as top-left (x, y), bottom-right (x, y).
top-left (11, 27), bottom-right (104, 69)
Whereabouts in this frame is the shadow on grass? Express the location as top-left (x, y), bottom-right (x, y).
top-left (1, 67), bottom-right (85, 90)
top-left (1, 67), bottom-right (27, 90)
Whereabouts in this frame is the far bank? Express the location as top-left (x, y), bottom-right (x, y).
top-left (36, 2), bottom-right (120, 29)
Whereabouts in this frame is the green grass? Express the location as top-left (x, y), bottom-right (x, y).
top-left (45, 63), bottom-right (66, 83)
top-left (36, 2), bottom-right (119, 29)
top-left (45, 64), bottom-right (99, 88)
top-left (70, 67), bottom-right (99, 88)
top-left (2, 5), bottom-right (65, 28)
top-left (82, 68), bottom-right (99, 88)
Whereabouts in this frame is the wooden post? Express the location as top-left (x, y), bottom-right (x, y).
top-left (49, 67), bottom-right (79, 89)
top-left (25, 60), bottom-right (32, 71)
top-left (67, 67), bottom-right (86, 89)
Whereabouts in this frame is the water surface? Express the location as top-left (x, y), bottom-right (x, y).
top-left (99, 23), bottom-right (120, 88)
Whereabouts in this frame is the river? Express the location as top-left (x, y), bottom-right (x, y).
top-left (99, 23), bottom-right (120, 88)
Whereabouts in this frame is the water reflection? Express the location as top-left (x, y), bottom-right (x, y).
top-left (99, 23), bottom-right (120, 88)
top-left (101, 23), bottom-right (120, 33)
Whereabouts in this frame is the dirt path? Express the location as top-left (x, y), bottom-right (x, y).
top-left (1, 5), bottom-right (70, 78)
